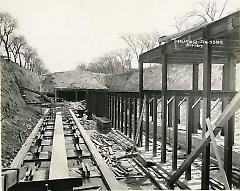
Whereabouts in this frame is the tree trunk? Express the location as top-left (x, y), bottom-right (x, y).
top-left (5, 45), bottom-right (10, 61)
top-left (18, 54), bottom-right (22, 67)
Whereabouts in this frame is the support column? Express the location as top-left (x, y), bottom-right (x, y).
top-left (114, 96), bottom-right (117, 129)
top-left (145, 95), bottom-right (150, 151)
top-left (109, 96), bottom-right (112, 120)
top-left (124, 97), bottom-right (128, 136)
top-left (192, 64), bottom-right (200, 133)
top-left (201, 32), bottom-right (212, 189)
top-left (153, 95), bottom-right (157, 157)
top-left (117, 96), bottom-right (121, 131)
top-left (121, 97), bottom-right (124, 133)
top-left (222, 57), bottom-right (236, 188)
top-left (111, 96), bottom-right (114, 125)
top-left (185, 96), bottom-right (193, 180)
top-left (168, 100), bottom-right (173, 127)
top-left (54, 89), bottom-right (57, 103)
top-left (139, 61), bottom-right (144, 146)
top-left (75, 90), bottom-right (78, 102)
top-left (133, 98), bottom-right (138, 138)
top-left (172, 96), bottom-right (178, 170)
top-left (129, 97), bottom-right (133, 139)
top-left (161, 52), bottom-right (167, 163)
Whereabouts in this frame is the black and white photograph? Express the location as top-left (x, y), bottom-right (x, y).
top-left (0, 0), bottom-right (240, 190)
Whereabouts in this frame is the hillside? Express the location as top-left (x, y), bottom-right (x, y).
top-left (1, 58), bottom-right (43, 167)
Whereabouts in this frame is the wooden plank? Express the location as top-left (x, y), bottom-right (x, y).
top-left (10, 109), bottom-right (49, 168)
top-left (185, 96), bottom-right (193, 180)
top-left (168, 90), bottom-right (240, 186)
top-left (69, 109), bottom-right (126, 190)
top-left (153, 95), bottom-right (158, 157)
top-left (2, 169), bottom-right (19, 191)
top-left (172, 96), bottom-right (178, 170)
top-left (117, 96), bottom-right (121, 131)
top-left (49, 112), bottom-right (69, 179)
top-left (192, 64), bottom-right (200, 133)
top-left (139, 61), bottom-right (144, 146)
top-left (121, 97), bottom-right (124, 133)
top-left (201, 32), bottom-right (212, 189)
top-left (114, 96), bottom-right (117, 129)
top-left (129, 97), bottom-right (133, 139)
top-left (222, 58), bottom-right (236, 188)
top-left (145, 95), bottom-right (150, 151)
top-left (131, 101), bottom-right (145, 155)
top-left (124, 97), bottom-right (128, 136)
top-left (133, 98), bottom-right (138, 138)
top-left (161, 53), bottom-right (167, 163)
top-left (206, 118), bottom-right (230, 190)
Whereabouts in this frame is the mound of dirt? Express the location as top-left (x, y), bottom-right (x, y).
top-left (1, 58), bottom-right (43, 167)
top-left (41, 69), bottom-right (107, 94)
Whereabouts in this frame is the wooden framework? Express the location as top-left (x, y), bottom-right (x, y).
top-left (86, 11), bottom-right (239, 190)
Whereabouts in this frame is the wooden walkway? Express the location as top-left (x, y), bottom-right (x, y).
top-left (49, 112), bottom-right (69, 179)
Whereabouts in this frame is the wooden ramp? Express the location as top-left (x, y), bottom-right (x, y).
top-left (49, 112), bottom-right (69, 179)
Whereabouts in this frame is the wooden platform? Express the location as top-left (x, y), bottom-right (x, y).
top-left (49, 112), bottom-right (69, 179)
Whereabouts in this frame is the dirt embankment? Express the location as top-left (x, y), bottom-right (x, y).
top-left (1, 58), bottom-right (43, 167)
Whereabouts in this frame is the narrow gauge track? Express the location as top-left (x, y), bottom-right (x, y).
top-left (2, 106), bottom-right (125, 191)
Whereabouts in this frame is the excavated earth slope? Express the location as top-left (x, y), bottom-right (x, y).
top-left (1, 58), bottom-right (43, 167)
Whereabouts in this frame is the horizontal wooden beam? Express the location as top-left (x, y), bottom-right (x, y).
top-left (139, 11), bottom-right (239, 63)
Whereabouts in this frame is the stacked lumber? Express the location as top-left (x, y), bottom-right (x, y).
top-left (95, 117), bottom-right (112, 134)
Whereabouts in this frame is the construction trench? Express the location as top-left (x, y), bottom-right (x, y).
top-left (2, 11), bottom-right (240, 191)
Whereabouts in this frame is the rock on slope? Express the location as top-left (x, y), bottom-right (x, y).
top-left (1, 58), bottom-right (42, 167)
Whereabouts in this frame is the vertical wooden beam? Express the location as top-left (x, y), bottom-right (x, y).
top-left (161, 52), bottom-right (167, 163)
top-left (185, 96), bottom-right (193, 180)
top-left (145, 95), bottom-right (150, 151)
top-left (222, 57), bottom-right (236, 188)
top-left (139, 61), bottom-right (144, 146)
top-left (201, 30), bottom-right (212, 189)
top-left (133, 98), bottom-right (138, 138)
top-left (115, 96), bottom-right (118, 129)
top-left (150, 99), bottom-right (153, 121)
top-left (111, 96), bottom-right (114, 125)
top-left (172, 96), bottom-right (178, 170)
top-left (129, 97), bottom-right (133, 139)
top-left (168, 101), bottom-right (173, 127)
top-left (75, 90), bottom-right (78, 102)
top-left (153, 95), bottom-right (158, 157)
top-left (120, 97), bottom-right (124, 133)
top-left (54, 89), bottom-right (57, 102)
top-left (117, 96), bottom-right (121, 131)
top-left (124, 97), bottom-right (128, 136)
top-left (114, 96), bottom-right (117, 129)
top-left (192, 64), bottom-right (200, 133)
top-left (109, 96), bottom-right (112, 120)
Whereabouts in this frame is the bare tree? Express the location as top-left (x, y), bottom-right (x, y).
top-left (0, 12), bottom-right (17, 60)
top-left (76, 62), bottom-right (88, 71)
top-left (114, 48), bottom-right (132, 72)
top-left (171, 0), bottom-right (229, 32)
top-left (189, 0), bottom-right (229, 22)
top-left (9, 35), bottom-right (26, 66)
top-left (121, 31), bottom-right (160, 61)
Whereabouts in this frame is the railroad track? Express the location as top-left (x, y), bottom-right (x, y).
top-left (2, 106), bottom-right (125, 191)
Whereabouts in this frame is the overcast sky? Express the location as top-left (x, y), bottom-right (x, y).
top-left (0, 0), bottom-right (239, 72)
